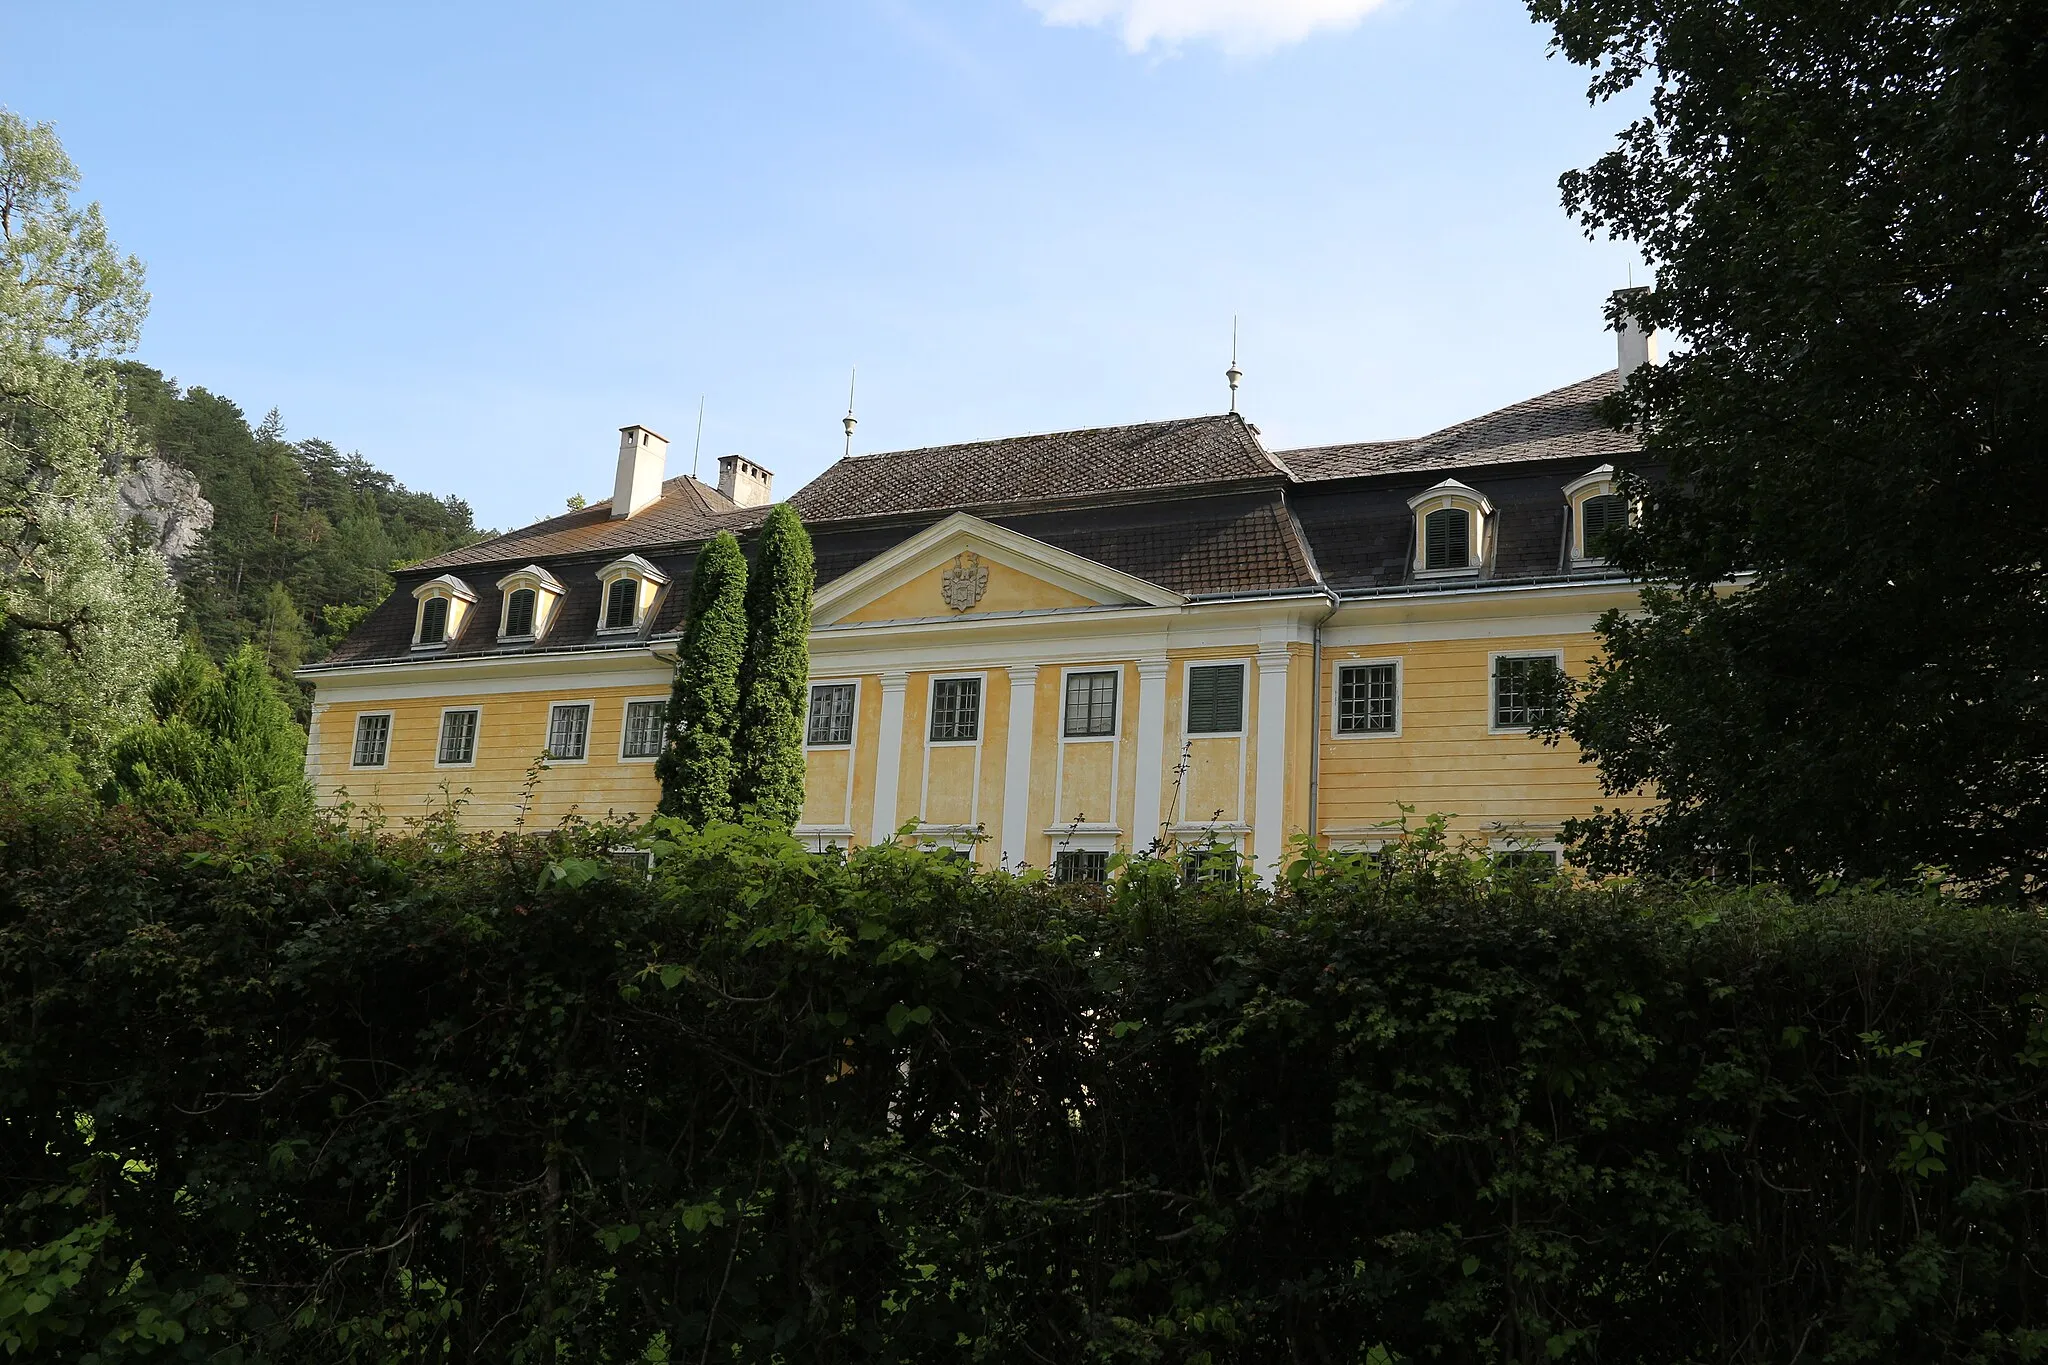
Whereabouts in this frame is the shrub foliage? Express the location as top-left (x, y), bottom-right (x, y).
top-left (655, 531), bottom-right (748, 825)
top-left (732, 504), bottom-right (815, 831)
top-left (2, 808), bottom-right (2046, 1362)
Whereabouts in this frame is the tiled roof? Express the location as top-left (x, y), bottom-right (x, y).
top-left (1281, 373), bottom-right (1636, 481)
top-left (791, 414), bottom-right (1285, 521)
top-left (413, 474), bottom-right (746, 572)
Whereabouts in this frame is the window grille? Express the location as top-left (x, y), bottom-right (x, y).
top-left (438, 709), bottom-right (478, 765)
top-left (603, 578), bottom-right (639, 631)
top-left (1493, 655), bottom-right (1561, 730)
top-left (418, 596), bottom-right (449, 644)
top-left (1580, 494), bottom-right (1628, 557)
top-left (1335, 663), bottom-right (1398, 734)
top-left (1423, 507), bottom-right (1471, 571)
top-left (352, 713), bottom-right (391, 767)
top-left (1185, 664), bottom-right (1244, 734)
top-left (547, 703), bottom-right (592, 760)
top-left (1493, 848), bottom-right (1560, 877)
top-left (1180, 845), bottom-right (1239, 885)
top-left (503, 587), bottom-right (536, 637)
top-left (1055, 849), bottom-right (1109, 884)
top-left (929, 678), bottom-right (981, 742)
top-left (621, 700), bottom-right (666, 758)
top-left (806, 683), bottom-right (856, 746)
top-left (1063, 671), bottom-right (1118, 737)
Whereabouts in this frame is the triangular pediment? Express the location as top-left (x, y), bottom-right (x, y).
top-left (812, 513), bottom-right (1183, 627)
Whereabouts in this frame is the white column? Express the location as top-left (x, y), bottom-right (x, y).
top-left (1000, 665), bottom-right (1039, 868)
top-left (871, 671), bottom-right (909, 843)
top-left (1253, 646), bottom-right (1292, 879)
top-left (1131, 657), bottom-right (1171, 855)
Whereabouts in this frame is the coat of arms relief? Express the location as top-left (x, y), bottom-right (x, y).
top-left (940, 552), bottom-right (990, 612)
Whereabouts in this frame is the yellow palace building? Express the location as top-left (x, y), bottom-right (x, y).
top-left (301, 309), bottom-right (1655, 878)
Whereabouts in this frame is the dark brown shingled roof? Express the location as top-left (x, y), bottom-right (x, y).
top-left (413, 474), bottom-right (745, 572)
top-left (1281, 373), bottom-right (1636, 481)
top-left (791, 414), bottom-right (1285, 521)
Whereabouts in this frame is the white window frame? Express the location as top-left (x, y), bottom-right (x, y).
top-left (412, 593), bottom-right (453, 650)
top-left (544, 699), bottom-right (597, 764)
top-left (595, 555), bottom-right (669, 636)
top-left (804, 679), bottom-right (861, 750)
top-left (1488, 650), bottom-right (1566, 735)
top-left (926, 673), bottom-right (985, 747)
top-left (499, 585), bottom-right (541, 640)
top-left (1407, 479), bottom-right (1494, 579)
top-left (1181, 659), bottom-right (1248, 739)
top-left (1330, 657), bottom-right (1402, 740)
top-left (1059, 667), bottom-right (1120, 740)
top-left (494, 564), bottom-right (564, 641)
top-left (1562, 465), bottom-right (1635, 568)
top-left (617, 696), bottom-right (669, 763)
top-left (1488, 835), bottom-right (1564, 874)
top-left (434, 706), bottom-right (481, 769)
top-left (350, 711), bottom-right (394, 770)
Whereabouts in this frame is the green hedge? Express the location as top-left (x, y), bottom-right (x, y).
top-left (2, 805), bottom-right (2046, 1363)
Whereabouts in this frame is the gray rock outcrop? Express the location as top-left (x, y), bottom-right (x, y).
top-left (117, 456), bottom-right (214, 579)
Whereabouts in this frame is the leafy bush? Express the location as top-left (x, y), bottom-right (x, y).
top-left (1, 806), bottom-right (2045, 1362)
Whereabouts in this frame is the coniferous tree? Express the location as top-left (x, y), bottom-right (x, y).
top-left (656, 532), bottom-right (748, 823)
top-left (732, 505), bottom-right (814, 830)
top-left (104, 643), bottom-right (308, 816)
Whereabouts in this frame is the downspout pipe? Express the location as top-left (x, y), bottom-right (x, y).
top-left (1306, 584), bottom-right (1342, 856)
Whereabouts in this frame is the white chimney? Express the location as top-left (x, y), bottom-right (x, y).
top-left (716, 453), bottom-right (774, 508)
top-left (1613, 287), bottom-right (1659, 383)
top-left (611, 425), bottom-right (668, 519)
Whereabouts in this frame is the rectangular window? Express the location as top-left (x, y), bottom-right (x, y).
top-left (1054, 849), bottom-right (1109, 884)
top-left (1180, 845), bottom-right (1239, 885)
top-left (1493, 848), bottom-right (1560, 877)
top-left (620, 700), bottom-right (666, 759)
top-left (547, 702), bottom-right (592, 760)
top-left (1335, 662), bottom-right (1398, 735)
top-left (1063, 670), bottom-right (1118, 737)
top-left (1185, 663), bottom-right (1245, 734)
top-left (352, 713), bottom-right (391, 768)
top-left (1492, 655), bottom-right (1562, 731)
top-left (929, 677), bottom-right (981, 742)
top-left (806, 683), bottom-right (856, 746)
top-left (437, 708), bottom-right (479, 765)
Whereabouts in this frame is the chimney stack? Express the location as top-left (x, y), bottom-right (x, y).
top-left (1612, 287), bottom-right (1658, 383)
top-left (717, 453), bottom-right (773, 508)
top-left (611, 425), bottom-right (668, 519)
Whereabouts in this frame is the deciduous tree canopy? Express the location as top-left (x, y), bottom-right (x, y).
top-left (1529, 0), bottom-right (2048, 889)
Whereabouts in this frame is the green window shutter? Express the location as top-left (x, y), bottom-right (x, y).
top-left (504, 588), bottom-right (535, 637)
top-left (419, 596), bottom-right (448, 644)
top-left (604, 579), bottom-right (639, 630)
top-left (1187, 664), bottom-right (1244, 734)
top-left (1424, 508), bottom-right (1470, 570)
top-left (1581, 494), bottom-right (1627, 556)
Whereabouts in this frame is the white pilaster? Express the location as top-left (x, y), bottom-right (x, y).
top-left (871, 670), bottom-right (909, 842)
top-left (1131, 657), bottom-right (1171, 855)
top-left (1253, 646), bottom-right (1292, 878)
top-left (1000, 665), bottom-right (1039, 867)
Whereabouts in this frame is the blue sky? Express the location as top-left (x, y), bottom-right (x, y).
top-left (4, 1), bottom-right (1645, 531)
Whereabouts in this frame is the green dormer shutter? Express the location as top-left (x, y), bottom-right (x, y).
top-left (1424, 507), bottom-right (1470, 570)
top-left (1581, 494), bottom-right (1628, 556)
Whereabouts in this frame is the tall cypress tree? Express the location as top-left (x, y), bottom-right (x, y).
top-left (656, 532), bottom-right (748, 824)
top-left (732, 505), bottom-right (815, 830)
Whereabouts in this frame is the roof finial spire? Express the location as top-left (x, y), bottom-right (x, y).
top-left (691, 395), bottom-right (705, 481)
top-left (842, 367), bottom-right (858, 459)
top-left (1225, 316), bottom-right (1243, 414)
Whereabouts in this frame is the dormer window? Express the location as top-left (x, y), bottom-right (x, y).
top-left (595, 554), bottom-right (670, 635)
top-left (1407, 480), bottom-right (1493, 579)
top-left (410, 574), bottom-right (477, 650)
top-left (495, 564), bottom-right (565, 642)
top-left (1563, 466), bottom-right (1634, 567)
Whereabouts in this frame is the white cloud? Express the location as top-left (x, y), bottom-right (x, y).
top-left (1025, 0), bottom-right (1392, 55)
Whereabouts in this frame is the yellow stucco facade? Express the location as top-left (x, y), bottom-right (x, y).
top-left (307, 511), bottom-right (1639, 875)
